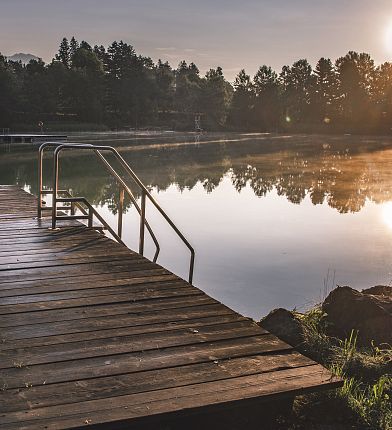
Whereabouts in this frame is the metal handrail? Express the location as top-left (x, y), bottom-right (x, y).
top-left (37, 142), bottom-right (195, 283)
top-left (38, 142), bottom-right (160, 262)
top-left (40, 190), bottom-right (89, 216)
top-left (57, 196), bottom-right (126, 246)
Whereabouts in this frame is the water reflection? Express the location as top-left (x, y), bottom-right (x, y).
top-left (2, 133), bottom-right (392, 215)
top-left (2, 133), bottom-right (392, 318)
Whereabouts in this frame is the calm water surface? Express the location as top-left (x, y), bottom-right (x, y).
top-left (2, 132), bottom-right (392, 319)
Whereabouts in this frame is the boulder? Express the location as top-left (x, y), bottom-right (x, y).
top-left (259, 308), bottom-right (304, 347)
top-left (322, 286), bottom-right (392, 347)
top-left (362, 285), bottom-right (392, 296)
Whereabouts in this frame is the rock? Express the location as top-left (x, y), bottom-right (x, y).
top-left (322, 286), bottom-right (392, 347)
top-left (259, 308), bottom-right (304, 347)
top-left (362, 285), bottom-right (392, 297)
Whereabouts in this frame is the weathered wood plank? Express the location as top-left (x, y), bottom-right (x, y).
top-left (0, 295), bottom-right (216, 327)
top-left (0, 351), bottom-right (312, 413)
top-left (1, 303), bottom-right (236, 341)
top-left (0, 366), bottom-right (340, 430)
top-left (0, 313), bottom-right (247, 351)
top-left (0, 259), bottom-right (160, 283)
top-left (0, 335), bottom-right (292, 390)
top-left (0, 279), bottom-right (187, 305)
top-left (0, 321), bottom-right (265, 369)
top-left (0, 248), bottom-right (140, 270)
top-left (0, 284), bottom-right (201, 314)
top-left (0, 271), bottom-right (177, 296)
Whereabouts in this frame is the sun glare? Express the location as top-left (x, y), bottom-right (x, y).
top-left (381, 201), bottom-right (392, 230)
top-left (385, 23), bottom-right (392, 54)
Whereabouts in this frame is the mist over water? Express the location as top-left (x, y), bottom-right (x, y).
top-left (3, 132), bottom-right (392, 319)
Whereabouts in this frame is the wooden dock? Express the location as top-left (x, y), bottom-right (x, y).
top-left (0, 134), bottom-right (67, 144)
top-left (0, 185), bottom-right (341, 429)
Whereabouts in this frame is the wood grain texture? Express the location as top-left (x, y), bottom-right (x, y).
top-left (0, 187), bottom-right (341, 429)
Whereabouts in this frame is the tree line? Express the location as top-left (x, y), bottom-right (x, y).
top-left (1, 37), bottom-right (392, 132)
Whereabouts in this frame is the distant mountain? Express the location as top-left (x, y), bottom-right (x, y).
top-left (7, 53), bottom-right (41, 64)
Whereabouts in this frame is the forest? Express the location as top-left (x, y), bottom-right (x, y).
top-left (1, 36), bottom-right (392, 133)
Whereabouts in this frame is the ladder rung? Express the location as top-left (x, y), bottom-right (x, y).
top-left (42, 206), bottom-right (73, 211)
top-left (56, 215), bottom-right (90, 221)
top-left (40, 189), bottom-right (70, 194)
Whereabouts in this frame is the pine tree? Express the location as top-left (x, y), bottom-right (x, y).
top-left (229, 69), bottom-right (254, 129)
top-left (200, 67), bottom-right (232, 127)
top-left (311, 58), bottom-right (337, 122)
top-left (55, 37), bottom-right (70, 68)
top-left (253, 65), bottom-right (281, 129)
top-left (280, 59), bottom-right (314, 123)
top-left (69, 37), bottom-right (79, 59)
top-left (335, 51), bottom-right (375, 125)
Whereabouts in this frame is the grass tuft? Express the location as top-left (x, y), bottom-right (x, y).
top-left (297, 305), bottom-right (392, 430)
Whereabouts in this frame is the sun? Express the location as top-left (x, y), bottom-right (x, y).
top-left (385, 23), bottom-right (392, 54)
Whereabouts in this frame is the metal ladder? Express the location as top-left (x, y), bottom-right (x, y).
top-left (37, 142), bottom-right (195, 284)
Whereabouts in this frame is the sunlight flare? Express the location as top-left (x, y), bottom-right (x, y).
top-left (381, 201), bottom-right (392, 230)
top-left (385, 22), bottom-right (392, 54)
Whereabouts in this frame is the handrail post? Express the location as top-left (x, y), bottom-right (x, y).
top-left (88, 207), bottom-right (93, 228)
top-left (189, 252), bottom-right (195, 284)
top-left (37, 147), bottom-right (43, 218)
top-left (51, 150), bottom-right (59, 229)
top-left (139, 190), bottom-right (146, 255)
top-left (118, 186), bottom-right (124, 238)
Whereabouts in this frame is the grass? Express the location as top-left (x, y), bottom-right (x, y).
top-left (292, 306), bottom-right (392, 430)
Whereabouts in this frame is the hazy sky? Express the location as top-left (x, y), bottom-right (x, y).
top-left (2, 0), bottom-right (392, 81)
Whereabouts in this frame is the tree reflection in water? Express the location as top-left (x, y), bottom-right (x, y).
top-left (2, 133), bottom-right (392, 215)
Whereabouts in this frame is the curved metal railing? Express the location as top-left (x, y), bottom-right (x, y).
top-left (38, 142), bottom-right (195, 283)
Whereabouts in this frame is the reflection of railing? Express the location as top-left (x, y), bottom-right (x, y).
top-left (37, 142), bottom-right (195, 284)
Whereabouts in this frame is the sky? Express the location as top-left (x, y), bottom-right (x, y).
top-left (2, 0), bottom-right (392, 81)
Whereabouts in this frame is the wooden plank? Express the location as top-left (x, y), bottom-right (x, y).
top-left (0, 226), bottom-right (103, 240)
top-left (0, 213), bottom-right (37, 220)
top-left (0, 246), bottom-right (138, 265)
top-left (0, 226), bottom-right (116, 240)
top-left (0, 284), bottom-right (200, 314)
top-left (0, 334), bottom-right (292, 390)
top-left (0, 295), bottom-right (216, 327)
top-left (0, 313), bottom-right (247, 351)
top-left (0, 320), bottom-right (264, 369)
top-left (0, 271), bottom-right (177, 296)
top-left (0, 259), bottom-right (160, 283)
top-left (1, 227), bottom-right (105, 244)
top-left (0, 226), bottom-right (98, 240)
top-left (0, 351), bottom-right (312, 413)
top-left (0, 226), bottom-right (90, 238)
top-left (0, 366), bottom-right (340, 430)
top-left (0, 236), bottom-right (115, 255)
top-left (0, 279), bottom-right (187, 305)
top-left (0, 217), bottom-right (80, 228)
top-left (0, 248), bottom-right (139, 270)
top-left (1, 303), bottom-right (236, 341)
top-left (0, 247), bottom-right (133, 268)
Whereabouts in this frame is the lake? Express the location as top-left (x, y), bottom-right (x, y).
top-left (2, 132), bottom-right (392, 319)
